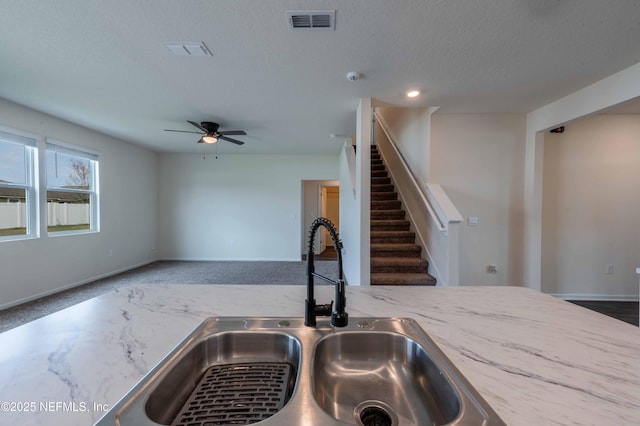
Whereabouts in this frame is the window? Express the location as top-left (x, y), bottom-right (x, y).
top-left (0, 129), bottom-right (37, 240)
top-left (46, 141), bottom-right (99, 234)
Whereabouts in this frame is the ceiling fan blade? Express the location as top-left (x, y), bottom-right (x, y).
top-left (218, 130), bottom-right (247, 136)
top-left (164, 129), bottom-right (202, 134)
top-left (187, 120), bottom-right (208, 133)
top-left (219, 135), bottom-right (245, 145)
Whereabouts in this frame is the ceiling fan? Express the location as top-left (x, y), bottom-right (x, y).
top-left (164, 121), bottom-right (247, 145)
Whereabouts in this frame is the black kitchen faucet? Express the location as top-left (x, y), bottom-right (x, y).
top-left (304, 217), bottom-right (348, 328)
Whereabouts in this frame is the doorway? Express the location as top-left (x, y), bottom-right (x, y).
top-left (540, 100), bottom-right (640, 299)
top-left (319, 185), bottom-right (340, 253)
top-left (301, 180), bottom-right (340, 258)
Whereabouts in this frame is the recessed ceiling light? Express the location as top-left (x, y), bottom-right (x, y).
top-left (406, 90), bottom-right (420, 98)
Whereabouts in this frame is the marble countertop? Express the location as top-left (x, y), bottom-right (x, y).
top-left (0, 284), bottom-right (639, 426)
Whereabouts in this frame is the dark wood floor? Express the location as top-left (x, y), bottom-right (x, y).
top-left (569, 300), bottom-right (639, 326)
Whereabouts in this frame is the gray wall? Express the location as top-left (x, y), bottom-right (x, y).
top-left (0, 98), bottom-right (158, 308)
top-left (157, 154), bottom-right (339, 261)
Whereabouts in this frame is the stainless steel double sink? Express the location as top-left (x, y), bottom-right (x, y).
top-left (96, 317), bottom-right (505, 425)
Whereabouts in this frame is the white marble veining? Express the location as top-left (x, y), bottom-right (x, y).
top-left (0, 285), bottom-right (639, 425)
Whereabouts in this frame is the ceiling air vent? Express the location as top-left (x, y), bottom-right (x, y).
top-left (287, 10), bottom-right (335, 31)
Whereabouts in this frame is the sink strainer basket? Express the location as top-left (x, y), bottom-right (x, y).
top-left (171, 362), bottom-right (295, 426)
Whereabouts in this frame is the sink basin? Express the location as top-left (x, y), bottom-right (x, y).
top-left (95, 317), bottom-right (505, 426)
top-left (146, 330), bottom-right (301, 425)
top-left (97, 318), bottom-right (302, 426)
top-left (312, 331), bottom-right (460, 425)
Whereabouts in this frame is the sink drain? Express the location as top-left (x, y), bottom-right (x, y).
top-left (355, 401), bottom-right (397, 426)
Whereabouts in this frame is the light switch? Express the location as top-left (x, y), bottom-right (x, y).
top-left (468, 216), bottom-right (479, 226)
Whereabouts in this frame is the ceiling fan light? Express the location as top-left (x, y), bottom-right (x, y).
top-left (201, 135), bottom-right (218, 144)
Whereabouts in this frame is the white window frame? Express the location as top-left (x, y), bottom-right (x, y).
top-left (45, 140), bottom-right (100, 236)
top-left (0, 127), bottom-right (39, 242)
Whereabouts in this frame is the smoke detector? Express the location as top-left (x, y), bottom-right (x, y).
top-left (287, 10), bottom-right (335, 31)
top-left (346, 72), bottom-right (361, 81)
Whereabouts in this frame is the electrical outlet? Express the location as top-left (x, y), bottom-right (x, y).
top-left (486, 264), bottom-right (497, 274)
top-left (468, 216), bottom-right (479, 226)
top-left (605, 264), bottom-right (613, 274)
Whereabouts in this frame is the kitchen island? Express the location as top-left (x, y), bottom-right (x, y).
top-left (0, 284), bottom-right (638, 425)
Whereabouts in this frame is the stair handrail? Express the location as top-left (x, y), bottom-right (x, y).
top-left (373, 111), bottom-right (446, 233)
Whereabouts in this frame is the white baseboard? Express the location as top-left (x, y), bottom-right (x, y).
top-left (0, 259), bottom-right (157, 310)
top-left (551, 293), bottom-right (639, 302)
top-left (159, 257), bottom-right (302, 262)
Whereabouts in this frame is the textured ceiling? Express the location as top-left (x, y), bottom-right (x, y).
top-left (0, 0), bottom-right (639, 154)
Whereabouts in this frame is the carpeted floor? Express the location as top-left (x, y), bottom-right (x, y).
top-left (0, 259), bottom-right (339, 333)
top-left (3, 259), bottom-right (637, 333)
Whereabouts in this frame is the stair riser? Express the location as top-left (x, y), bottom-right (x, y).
top-left (371, 264), bottom-right (429, 274)
top-left (371, 224), bottom-right (410, 232)
top-left (371, 211), bottom-right (405, 220)
top-left (371, 249), bottom-right (421, 258)
top-left (371, 192), bottom-right (397, 201)
top-left (370, 276), bottom-right (436, 286)
top-left (371, 219), bottom-right (410, 227)
top-left (371, 176), bottom-right (390, 183)
top-left (371, 184), bottom-right (394, 192)
top-left (371, 235), bottom-right (414, 243)
top-left (371, 200), bottom-right (402, 210)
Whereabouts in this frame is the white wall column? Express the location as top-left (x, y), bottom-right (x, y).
top-left (339, 98), bottom-right (371, 286)
top-left (358, 98), bottom-right (371, 286)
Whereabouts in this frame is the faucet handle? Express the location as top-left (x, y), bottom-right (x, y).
top-left (315, 301), bottom-right (333, 317)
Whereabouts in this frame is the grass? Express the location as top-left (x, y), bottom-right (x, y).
top-left (0, 224), bottom-right (90, 236)
top-left (48, 224), bottom-right (90, 232)
top-left (0, 228), bottom-right (26, 236)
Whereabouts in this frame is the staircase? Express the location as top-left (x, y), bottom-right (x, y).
top-left (370, 145), bottom-right (436, 286)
